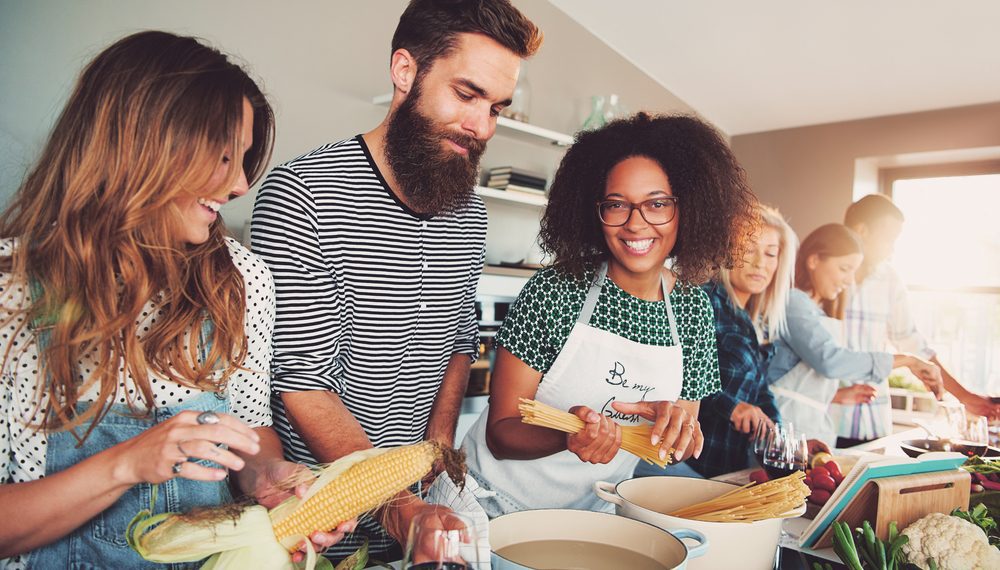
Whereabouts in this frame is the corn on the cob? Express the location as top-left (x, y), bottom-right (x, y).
top-left (129, 442), bottom-right (465, 570)
top-left (272, 440), bottom-right (438, 548)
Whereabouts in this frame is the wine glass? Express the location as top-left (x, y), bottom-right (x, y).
top-left (752, 421), bottom-right (773, 466)
top-left (956, 416), bottom-right (990, 458)
top-left (762, 425), bottom-right (807, 544)
top-left (762, 424), bottom-right (808, 480)
top-left (790, 432), bottom-right (809, 474)
top-left (933, 400), bottom-right (967, 441)
top-left (403, 510), bottom-right (482, 570)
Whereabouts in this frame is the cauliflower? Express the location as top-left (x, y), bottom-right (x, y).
top-left (901, 512), bottom-right (1000, 570)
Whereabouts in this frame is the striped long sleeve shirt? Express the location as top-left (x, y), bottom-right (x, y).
top-left (250, 135), bottom-right (485, 558)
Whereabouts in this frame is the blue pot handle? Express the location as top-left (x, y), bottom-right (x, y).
top-left (667, 528), bottom-right (709, 560)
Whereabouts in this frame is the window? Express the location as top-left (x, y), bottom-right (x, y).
top-left (892, 174), bottom-right (1000, 289)
top-left (889, 172), bottom-right (1000, 396)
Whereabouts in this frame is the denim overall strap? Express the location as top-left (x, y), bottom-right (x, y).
top-left (25, 293), bottom-right (230, 569)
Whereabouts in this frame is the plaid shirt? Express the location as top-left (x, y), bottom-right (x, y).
top-left (687, 282), bottom-right (778, 478)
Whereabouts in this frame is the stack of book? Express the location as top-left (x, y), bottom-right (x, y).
top-left (484, 166), bottom-right (547, 196)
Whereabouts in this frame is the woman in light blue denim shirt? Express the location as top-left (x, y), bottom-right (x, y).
top-left (766, 224), bottom-right (941, 447)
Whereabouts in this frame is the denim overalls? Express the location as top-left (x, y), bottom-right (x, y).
top-left (25, 313), bottom-right (232, 569)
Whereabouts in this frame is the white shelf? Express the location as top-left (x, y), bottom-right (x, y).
top-left (483, 264), bottom-right (538, 278)
top-left (475, 185), bottom-right (546, 207)
top-left (495, 117), bottom-right (573, 146)
top-left (371, 93), bottom-right (573, 147)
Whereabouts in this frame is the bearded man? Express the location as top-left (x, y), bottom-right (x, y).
top-left (249, 0), bottom-right (541, 561)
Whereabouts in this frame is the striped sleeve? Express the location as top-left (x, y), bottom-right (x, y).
top-left (250, 166), bottom-right (344, 394)
top-left (453, 244), bottom-right (485, 359)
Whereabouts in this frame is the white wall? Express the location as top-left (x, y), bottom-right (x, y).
top-left (0, 0), bottom-right (697, 264)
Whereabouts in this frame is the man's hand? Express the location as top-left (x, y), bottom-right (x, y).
top-left (903, 356), bottom-right (944, 398)
top-left (242, 458), bottom-right (309, 509)
top-left (382, 493), bottom-right (455, 547)
top-left (730, 402), bottom-right (773, 435)
top-left (242, 458), bottom-right (357, 563)
top-left (289, 521), bottom-right (358, 564)
top-left (402, 505), bottom-right (474, 567)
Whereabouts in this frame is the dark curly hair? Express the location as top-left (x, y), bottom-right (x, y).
top-left (540, 113), bottom-right (757, 284)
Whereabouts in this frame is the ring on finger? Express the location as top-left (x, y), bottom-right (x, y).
top-left (176, 439), bottom-right (192, 459)
top-left (196, 411), bottom-right (221, 425)
top-left (171, 461), bottom-right (184, 475)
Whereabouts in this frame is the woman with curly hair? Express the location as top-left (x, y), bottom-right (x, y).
top-left (462, 113), bottom-right (757, 515)
top-left (0, 31), bottom-right (351, 568)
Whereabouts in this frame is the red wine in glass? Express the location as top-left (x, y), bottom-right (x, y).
top-left (763, 459), bottom-right (806, 479)
top-left (950, 440), bottom-right (988, 458)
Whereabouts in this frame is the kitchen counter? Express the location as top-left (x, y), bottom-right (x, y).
top-left (370, 429), bottom-right (947, 569)
top-left (370, 549), bottom-right (847, 569)
top-left (714, 428), bottom-right (951, 570)
top-left (845, 426), bottom-right (928, 456)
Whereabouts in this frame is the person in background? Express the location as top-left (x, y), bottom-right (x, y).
top-left (767, 224), bottom-right (942, 448)
top-left (0, 31), bottom-right (352, 569)
top-left (638, 205), bottom-right (797, 479)
top-left (250, 0), bottom-right (542, 559)
top-left (834, 194), bottom-right (1000, 446)
top-left (463, 113), bottom-right (757, 516)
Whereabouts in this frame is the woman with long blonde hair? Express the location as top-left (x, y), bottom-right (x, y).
top-left (637, 205), bottom-right (800, 479)
top-left (0, 31), bottom-right (351, 568)
top-left (718, 205), bottom-right (796, 344)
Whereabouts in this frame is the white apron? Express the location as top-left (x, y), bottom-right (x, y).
top-left (769, 314), bottom-right (843, 447)
top-left (463, 262), bottom-right (685, 516)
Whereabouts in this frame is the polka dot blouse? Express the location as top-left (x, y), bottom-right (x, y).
top-left (495, 265), bottom-right (721, 400)
top-left (0, 237), bottom-right (275, 487)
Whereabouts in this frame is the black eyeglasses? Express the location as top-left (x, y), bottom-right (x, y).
top-left (596, 197), bottom-right (679, 226)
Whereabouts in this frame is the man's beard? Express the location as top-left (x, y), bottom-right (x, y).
top-left (384, 85), bottom-right (486, 216)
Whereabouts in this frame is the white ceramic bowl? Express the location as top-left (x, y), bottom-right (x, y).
top-left (595, 477), bottom-right (804, 570)
top-left (490, 508), bottom-right (708, 570)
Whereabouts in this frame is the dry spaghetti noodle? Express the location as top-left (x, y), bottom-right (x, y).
top-left (667, 471), bottom-right (810, 523)
top-left (518, 398), bottom-right (674, 468)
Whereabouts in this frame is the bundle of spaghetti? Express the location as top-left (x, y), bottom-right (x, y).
top-left (667, 471), bottom-right (810, 523)
top-left (518, 398), bottom-right (673, 468)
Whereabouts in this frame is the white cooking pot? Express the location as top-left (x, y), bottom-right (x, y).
top-left (490, 508), bottom-right (708, 569)
top-left (595, 477), bottom-right (803, 570)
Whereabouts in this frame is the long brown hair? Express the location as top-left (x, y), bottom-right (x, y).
top-left (795, 224), bottom-right (863, 319)
top-left (0, 31), bottom-right (275, 438)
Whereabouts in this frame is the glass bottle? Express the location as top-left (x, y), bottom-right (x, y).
top-left (603, 93), bottom-right (626, 123)
top-left (581, 95), bottom-right (606, 131)
top-left (501, 64), bottom-right (532, 123)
